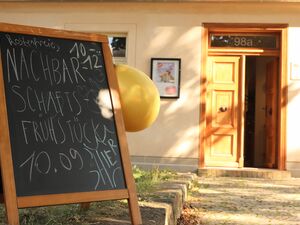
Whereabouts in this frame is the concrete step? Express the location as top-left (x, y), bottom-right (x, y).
top-left (198, 167), bottom-right (292, 180)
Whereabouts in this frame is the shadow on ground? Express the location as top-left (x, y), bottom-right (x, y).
top-left (180, 177), bottom-right (300, 225)
top-left (86, 205), bottom-right (166, 225)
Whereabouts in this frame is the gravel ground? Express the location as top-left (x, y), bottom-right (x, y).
top-left (178, 177), bottom-right (300, 225)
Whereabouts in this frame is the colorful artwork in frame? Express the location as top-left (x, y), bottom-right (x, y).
top-left (151, 58), bottom-right (181, 98)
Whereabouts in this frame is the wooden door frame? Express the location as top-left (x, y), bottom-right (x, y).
top-left (199, 23), bottom-right (288, 170)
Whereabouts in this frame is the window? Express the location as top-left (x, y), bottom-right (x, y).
top-left (108, 35), bottom-right (127, 64)
top-left (210, 33), bottom-right (279, 49)
top-left (64, 23), bottom-right (136, 66)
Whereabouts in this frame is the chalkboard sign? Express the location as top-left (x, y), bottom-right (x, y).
top-left (1, 32), bottom-right (125, 196)
top-left (0, 23), bottom-right (141, 225)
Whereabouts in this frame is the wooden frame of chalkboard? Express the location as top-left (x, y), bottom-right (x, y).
top-left (0, 23), bottom-right (141, 225)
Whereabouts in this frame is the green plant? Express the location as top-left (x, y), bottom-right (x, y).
top-left (133, 166), bottom-right (175, 194)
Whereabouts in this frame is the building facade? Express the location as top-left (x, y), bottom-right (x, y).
top-left (1, 0), bottom-right (300, 176)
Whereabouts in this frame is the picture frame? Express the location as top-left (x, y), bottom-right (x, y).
top-left (151, 58), bottom-right (181, 98)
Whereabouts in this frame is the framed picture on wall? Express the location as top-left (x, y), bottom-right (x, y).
top-left (151, 58), bottom-right (181, 98)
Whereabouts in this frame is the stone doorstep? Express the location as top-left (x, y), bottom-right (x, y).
top-left (198, 168), bottom-right (292, 180)
top-left (140, 173), bottom-right (196, 225)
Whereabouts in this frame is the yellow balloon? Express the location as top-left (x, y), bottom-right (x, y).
top-left (115, 64), bottom-right (160, 132)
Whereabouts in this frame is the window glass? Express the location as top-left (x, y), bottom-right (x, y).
top-left (210, 34), bottom-right (278, 49)
top-left (108, 36), bottom-right (127, 64)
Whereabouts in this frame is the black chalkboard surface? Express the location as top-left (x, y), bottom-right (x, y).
top-left (0, 32), bottom-right (125, 196)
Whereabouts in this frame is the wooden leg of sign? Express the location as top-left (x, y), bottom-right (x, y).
top-left (5, 204), bottom-right (19, 225)
top-left (0, 135), bottom-right (20, 225)
top-left (1, 166), bottom-right (19, 225)
top-left (80, 202), bottom-right (90, 211)
top-left (1, 165), bottom-right (19, 225)
top-left (128, 194), bottom-right (142, 225)
top-left (0, 134), bottom-right (19, 224)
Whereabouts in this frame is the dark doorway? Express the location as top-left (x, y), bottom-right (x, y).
top-left (244, 56), bottom-right (256, 167)
top-left (244, 56), bottom-right (278, 168)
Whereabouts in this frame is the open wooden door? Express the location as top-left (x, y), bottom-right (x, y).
top-left (205, 56), bottom-right (243, 167)
top-left (264, 58), bottom-right (278, 168)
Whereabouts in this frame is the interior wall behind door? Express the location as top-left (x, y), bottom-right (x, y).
top-left (254, 57), bottom-right (267, 167)
top-left (245, 56), bottom-right (276, 168)
top-left (254, 56), bottom-right (277, 168)
top-left (244, 57), bottom-right (256, 167)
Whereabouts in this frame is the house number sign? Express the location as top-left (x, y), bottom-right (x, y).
top-left (210, 34), bottom-right (278, 49)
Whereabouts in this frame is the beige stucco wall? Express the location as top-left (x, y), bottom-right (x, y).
top-left (287, 27), bottom-right (300, 176)
top-left (1, 2), bottom-right (300, 174)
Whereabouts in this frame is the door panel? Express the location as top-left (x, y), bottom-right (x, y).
top-left (264, 59), bottom-right (278, 168)
top-left (211, 133), bottom-right (234, 157)
top-left (206, 56), bottom-right (242, 167)
top-left (213, 90), bottom-right (235, 128)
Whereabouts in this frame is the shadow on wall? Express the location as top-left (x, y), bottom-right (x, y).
top-left (128, 26), bottom-right (202, 159)
top-left (285, 82), bottom-right (300, 159)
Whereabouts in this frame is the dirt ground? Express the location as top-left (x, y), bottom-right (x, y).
top-left (177, 177), bottom-right (300, 225)
top-left (86, 204), bottom-right (166, 225)
top-left (0, 201), bottom-right (167, 225)
top-left (2, 176), bottom-right (299, 225)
